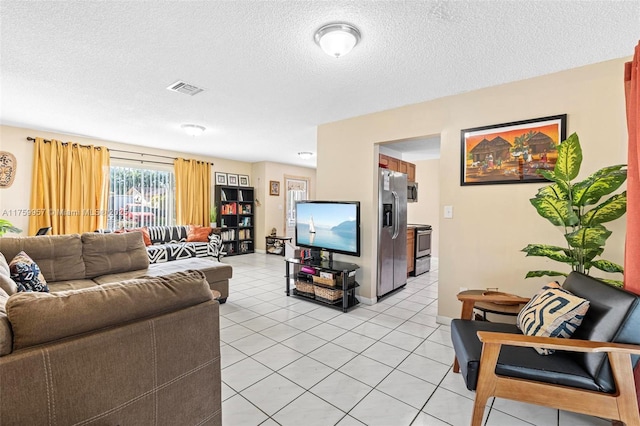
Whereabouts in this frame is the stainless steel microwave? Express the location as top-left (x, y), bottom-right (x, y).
top-left (407, 182), bottom-right (418, 203)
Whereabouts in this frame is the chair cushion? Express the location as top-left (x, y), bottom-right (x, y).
top-left (9, 251), bottom-right (49, 292)
top-left (450, 319), bottom-right (601, 392)
top-left (517, 282), bottom-right (590, 355)
top-left (562, 272), bottom-right (640, 393)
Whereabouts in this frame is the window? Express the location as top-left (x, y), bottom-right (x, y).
top-left (108, 166), bottom-right (175, 229)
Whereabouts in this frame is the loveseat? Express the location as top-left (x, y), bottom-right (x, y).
top-left (0, 231), bottom-right (232, 302)
top-left (98, 225), bottom-right (225, 264)
top-left (0, 269), bottom-right (222, 425)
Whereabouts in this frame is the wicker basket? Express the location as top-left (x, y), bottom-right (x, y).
top-left (312, 275), bottom-right (337, 287)
top-left (313, 285), bottom-right (343, 302)
top-left (295, 280), bottom-right (315, 297)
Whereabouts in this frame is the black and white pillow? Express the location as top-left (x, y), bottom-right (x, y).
top-left (9, 251), bottom-right (49, 292)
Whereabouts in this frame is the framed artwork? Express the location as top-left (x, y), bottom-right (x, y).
top-left (269, 180), bottom-right (280, 196)
top-left (460, 114), bottom-right (567, 186)
top-left (239, 175), bottom-right (250, 187)
top-left (227, 174), bottom-right (239, 186)
top-left (215, 172), bottom-right (227, 186)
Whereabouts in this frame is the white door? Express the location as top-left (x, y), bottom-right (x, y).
top-left (285, 177), bottom-right (309, 238)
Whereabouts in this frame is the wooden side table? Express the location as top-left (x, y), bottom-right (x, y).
top-left (453, 289), bottom-right (530, 373)
top-left (266, 236), bottom-right (292, 256)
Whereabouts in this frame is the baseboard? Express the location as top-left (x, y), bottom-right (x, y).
top-left (357, 296), bottom-right (375, 306)
top-left (437, 315), bottom-right (453, 326)
top-left (255, 249), bottom-right (266, 254)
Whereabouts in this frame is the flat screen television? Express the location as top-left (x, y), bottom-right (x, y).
top-left (295, 201), bottom-right (360, 257)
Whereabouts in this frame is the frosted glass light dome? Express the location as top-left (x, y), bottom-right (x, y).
top-left (314, 23), bottom-right (361, 58)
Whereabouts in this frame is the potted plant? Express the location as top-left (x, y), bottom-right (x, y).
top-left (0, 219), bottom-right (22, 236)
top-left (522, 133), bottom-right (627, 287)
top-left (209, 206), bottom-right (217, 228)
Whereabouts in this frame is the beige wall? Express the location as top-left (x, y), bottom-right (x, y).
top-left (0, 125), bottom-right (252, 234)
top-left (251, 161), bottom-right (316, 250)
top-left (317, 57), bottom-right (629, 318)
top-left (407, 159), bottom-right (440, 258)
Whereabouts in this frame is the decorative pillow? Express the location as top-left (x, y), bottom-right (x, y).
top-left (125, 227), bottom-right (152, 246)
top-left (517, 281), bottom-right (589, 355)
top-left (8, 251), bottom-right (49, 293)
top-left (187, 225), bottom-right (211, 243)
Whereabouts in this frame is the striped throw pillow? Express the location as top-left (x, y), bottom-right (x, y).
top-left (516, 282), bottom-right (589, 355)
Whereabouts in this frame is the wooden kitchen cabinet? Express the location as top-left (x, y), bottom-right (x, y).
top-left (407, 228), bottom-right (415, 275)
top-left (407, 162), bottom-right (416, 182)
top-left (379, 154), bottom-right (416, 182)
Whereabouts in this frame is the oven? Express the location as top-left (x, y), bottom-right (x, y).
top-left (415, 227), bottom-right (432, 258)
top-left (409, 224), bottom-right (432, 276)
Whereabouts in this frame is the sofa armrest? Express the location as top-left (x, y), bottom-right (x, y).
top-left (477, 331), bottom-right (640, 355)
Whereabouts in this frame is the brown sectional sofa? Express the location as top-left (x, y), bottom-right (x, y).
top-left (0, 231), bottom-right (233, 302)
top-left (0, 269), bottom-right (222, 425)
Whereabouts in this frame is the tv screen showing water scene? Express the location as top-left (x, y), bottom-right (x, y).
top-left (295, 201), bottom-right (360, 257)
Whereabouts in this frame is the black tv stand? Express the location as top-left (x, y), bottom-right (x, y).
top-left (284, 257), bottom-right (359, 313)
top-left (303, 249), bottom-right (333, 264)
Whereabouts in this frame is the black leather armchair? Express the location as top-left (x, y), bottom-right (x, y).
top-left (450, 272), bottom-right (640, 426)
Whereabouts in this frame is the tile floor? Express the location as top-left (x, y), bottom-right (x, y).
top-left (219, 253), bottom-right (611, 426)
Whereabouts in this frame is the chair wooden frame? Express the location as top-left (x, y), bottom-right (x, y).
top-left (471, 331), bottom-right (640, 426)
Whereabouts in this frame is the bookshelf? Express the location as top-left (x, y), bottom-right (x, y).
top-left (215, 185), bottom-right (255, 256)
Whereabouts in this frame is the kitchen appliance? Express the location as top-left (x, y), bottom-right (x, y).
top-left (413, 224), bottom-right (432, 276)
top-left (407, 181), bottom-right (418, 203)
top-left (377, 168), bottom-right (408, 299)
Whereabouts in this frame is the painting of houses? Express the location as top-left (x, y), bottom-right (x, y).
top-left (461, 114), bottom-right (566, 185)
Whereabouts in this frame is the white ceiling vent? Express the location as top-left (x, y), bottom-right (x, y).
top-left (166, 80), bottom-right (204, 96)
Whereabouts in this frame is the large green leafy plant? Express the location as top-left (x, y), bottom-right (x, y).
top-left (522, 133), bottom-right (627, 287)
top-left (0, 219), bottom-right (21, 237)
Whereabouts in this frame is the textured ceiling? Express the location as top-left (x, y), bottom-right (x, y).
top-left (1, 1), bottom-right (639, 168)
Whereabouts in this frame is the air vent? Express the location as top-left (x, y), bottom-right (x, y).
top-left (166, 80), bottom-right (204, 96)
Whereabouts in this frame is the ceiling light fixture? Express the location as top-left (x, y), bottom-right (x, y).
top-left (298, 152), bottom-right (314, 160)
top-left (181, 124), bottom-right (206, 136)
top-left (314, 23), bottom-right (361, 58)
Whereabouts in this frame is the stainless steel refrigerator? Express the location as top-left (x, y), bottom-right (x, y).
top-left (377, 168), bottom-right (408, 299)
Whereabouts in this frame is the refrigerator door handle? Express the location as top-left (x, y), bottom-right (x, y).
top-left (391, 190), bottom-right (399, 239)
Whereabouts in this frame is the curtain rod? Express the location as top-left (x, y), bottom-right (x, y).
top-left (110, 156), bottom-right (174, 166)
top-left (26, 137), bottom-right (214, 165)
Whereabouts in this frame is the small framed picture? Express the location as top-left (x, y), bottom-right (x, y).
top-left (227, 174), bottom-right (239, 186)
top-left (215, 172), bottom-right (227, 186)
top-left (239, 175), bottom-right (250, 187)
top-left (269, 180), bottom-right (280, 196)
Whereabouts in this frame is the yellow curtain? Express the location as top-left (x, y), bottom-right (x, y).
top-left (29, 138), bottom-right (110, 235)
top-left (174, 158), bottom-right (211, 226)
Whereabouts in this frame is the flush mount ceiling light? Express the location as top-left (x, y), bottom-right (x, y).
top-left (181, 124), bottom-right (206, 136)
top-left (314, 23), bottom-right (361, 58)
top-left (298, 152), bottom-right (314, 160)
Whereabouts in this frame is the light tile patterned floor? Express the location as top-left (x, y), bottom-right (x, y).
top-left (220, 254), bottom-right (610, 426)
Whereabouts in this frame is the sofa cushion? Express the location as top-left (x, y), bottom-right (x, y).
top-left (0, 253), bottom-right (17, 295)
top-left (148, 225), bottom-right (188, 244)
top-left (47, 279), bottom-right (100, 292)
top-left (7, 270), bottom-right (213, 351)
top-left (9, 251), bottom-right (49, 293)
top-left (82, 232), bottom-right (149, 278)
top-left (147, 242), bottom-right (214, 263)
top-left (0, 234), bottom-right (85, 282)
top-left (187, 225), bottom-right (211, 242)
top-left (0, 287), bottom-right (12, 356)
top-left (147, 258), bottom-right (232, 286)
top-left (517, 282), bottom-right (590, 355)
top-left (92, 268), bottom-right (150, 285)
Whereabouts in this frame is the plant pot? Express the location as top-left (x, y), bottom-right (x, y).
top-left (210, 222), bottom-right (217, 228)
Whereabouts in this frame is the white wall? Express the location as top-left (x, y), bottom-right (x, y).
top-left (407, 159), bottom-right (440, 257)
top-left (317, 57), bottom-right (629, 318)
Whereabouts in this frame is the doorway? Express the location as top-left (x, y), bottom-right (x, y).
top-left (284, 176), bottom-right (309, 238)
